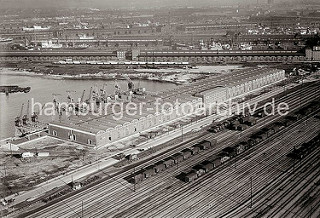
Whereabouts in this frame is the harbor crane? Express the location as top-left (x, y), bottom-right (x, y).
top-left (100, 84), bottom-right (108, 103)
top-left (66, 90), bottom-right (76, 103)
top-left (52, 93), bottom-right (62, 112)
top-left (15, 103), bottom-right (24, 127)
top-left (123, 74), bottom-right (134, 91)
top-left (114, 80), bottom-right (122, 99)
top-left (75, 90), bottom-right (86, 112)
top-left (22, 100), bottom-right (30, 125)
top-left (85, 87), bottom-right (93, 104)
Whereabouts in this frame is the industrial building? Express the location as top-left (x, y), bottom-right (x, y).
top-left (306, 46), bottom-right (320, 61)
top-left (48, 68), bottom-right (285, 147)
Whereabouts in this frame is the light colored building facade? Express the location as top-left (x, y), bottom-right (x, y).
top-left (48, 68), bottom-right (285, 147)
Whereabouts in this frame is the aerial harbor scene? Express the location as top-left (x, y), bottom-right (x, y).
top-left (0, 0), bottom-right (320, 217)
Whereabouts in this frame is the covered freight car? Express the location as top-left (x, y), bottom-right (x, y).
top-left (193, 165), bottom-right (206, 177)
top-left (132, 170), bottom-right (145, 184)
top-left (219, 152), bottom-right (231, 163)
top-left (208, 156), bottom-right (222, 168)
top-left (163, 157), bottom-right (175, 168)
top-left (190, 145), bottom-right (200, 155)
top-left (181, 148), bottom-right (192, 160)
top-left (144, 165), bottom-right (156, 178)
top-left (171, 153), bottom-right (184, 164)
top-left (184, 171), bottom-right (198, 183)
top-left (235, 143), bottom-right (246, 154)
top-left (222, 147), bottom-right (237, 158)
top-left (200, 160), bottom-right (214, 172)
top-left (154, 161), bottom-right (166, 173)
top-left (197, 140), bottom-right (212, 150)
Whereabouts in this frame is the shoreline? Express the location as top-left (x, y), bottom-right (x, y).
top-left (0, 64), bottom-right (245, 85)
top-left (0, 67), bottom-right (187, 84)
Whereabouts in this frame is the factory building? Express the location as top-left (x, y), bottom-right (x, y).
top-left (48, 68), bottom-right (285, 147)
top-left (306, 46), bottom-right (320, 61)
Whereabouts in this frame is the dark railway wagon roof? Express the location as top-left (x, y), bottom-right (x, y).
top-left (140, 50), bottom-right (304, 57)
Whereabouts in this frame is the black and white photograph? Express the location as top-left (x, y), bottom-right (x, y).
top-left (0, 0), bottom-right (320, 217)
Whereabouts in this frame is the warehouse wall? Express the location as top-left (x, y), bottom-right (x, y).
top-left (49, 124), bottom-right (97, 146)
top-left (95, 98), bottom-right (201, 146)
top-left (198, 70), bottom-right (285, 106)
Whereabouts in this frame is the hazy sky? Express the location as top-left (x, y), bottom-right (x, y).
top-left (0, 0), bottom-right (308, 10)
top-left (0, 0), bottom-right (290, 9)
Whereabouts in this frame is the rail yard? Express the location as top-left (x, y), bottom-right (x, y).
top-left (1, 1), bottom-right (320, 217)
top-left (1, 78), bottom-right (317, 217)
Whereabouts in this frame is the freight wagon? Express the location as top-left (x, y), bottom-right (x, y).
top-left (222, 147), bottom-right (237, 158)
top-left (236, 124), bottom-right (248, 131)
top-left (219, 152), bottom-right (231, 163)
top-left (200, 160), bottom-right (214, 172)
top-left (133, 170), bottom-right (145, 184)
top-left (144, 165), bottom-right (156, 178)
top-left (154, 161), bottom-right (166, 173)
top-left (190, 145), bottom-right (200, 155)
top-left (246, 117), bottom-right (257, 126)
top-left (193, 165), bottom-right (206, 177)
top-left (235, 143), bottom-right (246, 154)
top-left (208, 156), bottom-right (222, 168)
top-left (256, 131), bottom-right (268, 141)
top-left (181, 148), bottom-right (192, 160)
top-left (171, 153), bottom-right (184, 164)
top-left (184, 171), bottom-right (198, 183)
top-left (197, 140), bottom-right (212, 150)
top-left (163, 157), bottom-right (175, 168)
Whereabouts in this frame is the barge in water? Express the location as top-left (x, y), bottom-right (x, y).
top-left (0, 85), bottom-right (31, 94)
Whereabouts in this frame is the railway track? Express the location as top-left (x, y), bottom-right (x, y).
top-left (40, 88), bottom-right (320, 216)
top-left (226, 147), bottom-right (320, 218)
top-left (16, 82), bottom-right (320, 217)
top-left (96, 96), bottom-right (320, 216)
top-left (140, 117), bottom-right (320, 218)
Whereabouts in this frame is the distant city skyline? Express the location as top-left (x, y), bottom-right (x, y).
top-left (0, 0), bottom-right (309, 9)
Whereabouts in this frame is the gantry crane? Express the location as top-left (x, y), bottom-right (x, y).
top-left (22, 100), bottom-right (30, 126)
top-left (15, 103), bottom-right (24, 127)
top-left (123, 74), bottom-right (135, 91)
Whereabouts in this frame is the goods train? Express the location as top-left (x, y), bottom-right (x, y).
top-left (129, 98), bottom-right (319, 184)
top-left (287, 134), bottom-right (320, 160)
top-left (130, 140), bottom-right (216, 184)
top-left (182, 99), bottom-right (320, 182)
top-left (141, 50), bottom-right (301, 57)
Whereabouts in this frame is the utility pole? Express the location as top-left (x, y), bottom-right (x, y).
top-left (250, 176), bottom-right (253, 208)
top-left (181, 125), bottom-right (184, 142)
top-left (9, 141), bottom-right (12, 156)
top-left (4, 165), bottom-right (7, 177)
top-left (81, 200), bottom-right (84, 218)
top-left (133, 167), bottom-right (136, 192)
